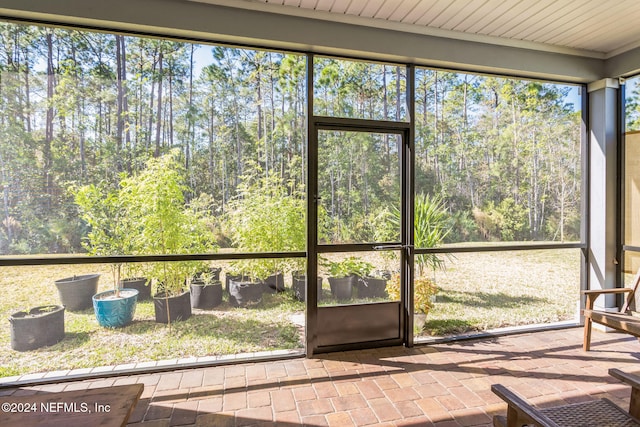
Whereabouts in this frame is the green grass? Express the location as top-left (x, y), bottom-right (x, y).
top-left (421, 248), bottom-right (581, 337)
top-left (0, 249), bottom-right (581, 377)
top-left (0, 263), bottom-right (305, 377)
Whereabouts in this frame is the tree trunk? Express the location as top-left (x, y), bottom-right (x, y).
top-left (44, 31), bottom-right (54, 207)
top-left (155, 49), bottom-right (163, 157)
top-left (120, 36), bottom-right (131, 172)
top-left (115, 34), bottom-right (125, 171)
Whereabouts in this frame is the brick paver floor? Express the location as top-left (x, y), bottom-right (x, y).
top-left (3, 327), bottom-right (640, 426)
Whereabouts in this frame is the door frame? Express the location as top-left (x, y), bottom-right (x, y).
top-left (306, 117), bottom-right (415, 355)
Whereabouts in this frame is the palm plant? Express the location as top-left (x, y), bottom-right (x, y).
top-left (413, 193), bottom-right (450, 276)
top-left (382, 193), bottom-right (450, 277)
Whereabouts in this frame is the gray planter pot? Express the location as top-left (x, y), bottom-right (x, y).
top-left (120, 277), bottom-right (151, 301)
top-left (190, 280), bottom-right (222, 309)
top-left (328, 275), bottom-right (357, 300)
top-left (355, 276), bottom-right (388, 298)
top-left (292, 272), bottom-right (323, 302)
top-left (263, 272), bottom-right (285, 294)
top-left (10, 305), bottom-right (65, 351)
top-left (153, 290), bottom-right (192, 324)
top-left (55, 273), bottom-right (101, 311)
top-left (228, 279), bottom-right (263, 307)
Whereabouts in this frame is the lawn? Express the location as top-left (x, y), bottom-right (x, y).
top-left (0, 249), bottom-right (581, 378)
top-left (0, 262), bottom-right (305, 378)
top-left (421, 248), bottom-right (581, 337)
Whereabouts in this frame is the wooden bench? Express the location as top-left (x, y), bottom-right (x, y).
top-left (492, 368), bottom-right (640, 426)
top-left (0, 383), bottom-right (143, 427)
top-left (583, 268), bottom-right (640, 351)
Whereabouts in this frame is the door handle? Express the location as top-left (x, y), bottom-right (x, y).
top-left (373, 245), bottom-right (414, 256)
top-left (373, 244), bottom-right (403, 250)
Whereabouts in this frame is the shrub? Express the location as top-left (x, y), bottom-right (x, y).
top-left (225, 168), bottom-right (306, 279)
top-left (387, 274), bottom-right (437, 314)
top-left (119, 150), bottom-right (217, 295)
top-left (323, 256), bottom-right (374, 278)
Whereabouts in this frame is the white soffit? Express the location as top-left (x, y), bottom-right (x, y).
top-left (189, 0), bottom-right (640, 59)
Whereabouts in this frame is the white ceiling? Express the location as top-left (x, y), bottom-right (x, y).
top-left (192, 0), bottom-right (640, 59)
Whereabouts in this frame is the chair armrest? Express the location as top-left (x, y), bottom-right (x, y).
top-left (609, 368), bottom-right (640, 420)
top-left (582, 288), bottom-right (633, 310)
top-left (610, 368), bottom-right (640, 390)
top-left (582, 289), bottom-right (633, 295)
top-left (491, 384), bottom-right (560, 427)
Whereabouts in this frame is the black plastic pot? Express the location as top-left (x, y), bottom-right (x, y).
top-left (263, 273), bottom-right (285, 294)
top-left (93, 289), bottom-right (139, 328)
top-left (10, 305), bottom-right (65, 351)
top-left (54, 273), bottom-right (101, 311)
top-left (292, 273), bottom-right (324, 302)
top-left (120, 277), bottom-right (151, 301)
top-left (153, 290), bottom-right (192, 323)
top-left (328, 275), bottom-right (356, 300)
top-left (228, 279), bottom-right (263, 307)
top-left (355, 277), bottom-right (388, 298)
top-left (190, 280), bottom-right (222, 309)
top-left (224, 273), bottom-right (249, 295)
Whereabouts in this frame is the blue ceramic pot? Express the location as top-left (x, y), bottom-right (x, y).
top-left (92, 288), bottom-right (138, 328)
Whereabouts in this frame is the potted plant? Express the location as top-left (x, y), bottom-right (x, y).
top-left (120, 150), bottom-right (218, 324)
top-left (226, 260), bottom-right (266, 307)
top-left (92, 282), bottom-right (139, 328)
top-left (380, 193), bottom-right (450, 277)
top-left (150, 262), bottom-right (195, 323)
top-left (324, 257), bottom-right (375, 301)
top-left (356, 270), bottom-right (390, 299)
top-left (413, 194), bottom-right (450, 277)
top-left (224, 170), bottom-right (306, 297)
top-left (74, 183), bottom-right (139, 327)
top-left (190, 267), bottom-right (223, 309)
top-left (9, 305), bottom-right (65, 351)
top-left (292, 270), bottom-right (323, 302)
top-left (387, 274), bottom-right (437, 330)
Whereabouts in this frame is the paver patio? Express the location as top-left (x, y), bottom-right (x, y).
top-left (2, 326), bottom-right (640, 426)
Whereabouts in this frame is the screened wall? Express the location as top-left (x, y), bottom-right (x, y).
top-left (0, 20), bottom-right (585, 379)
top-left (623, 76), bottom-right (640, 284)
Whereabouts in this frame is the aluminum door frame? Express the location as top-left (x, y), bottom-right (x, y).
top-left (306, 118), bottom-right (414, 355)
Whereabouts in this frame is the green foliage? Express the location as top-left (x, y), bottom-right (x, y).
top-left (74, 182), bottom-right (128, 256)
top-left (414, 194), bottom-right (450, 275)
top-left (445, 211), bottom-right (480, 243)
top-left (120, 150), bottom-right (217, 295)
top-left (477, 198), bottom-right (529, 241)
top-left (225, 167), bottom-right (306, 280)
top-left (0, 21), bottom-right (582, 258)
top-left (323, 256), bottom-right (374, 278)
top-left (387, 274), bottom-right (437, 314)
top-left (74, 181), bottom-right (128, 292)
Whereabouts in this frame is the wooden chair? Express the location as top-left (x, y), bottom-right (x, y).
top-left (582, 268), bottom-right (640, 351)
top-left (491, 368), bottom-right (640, 426)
